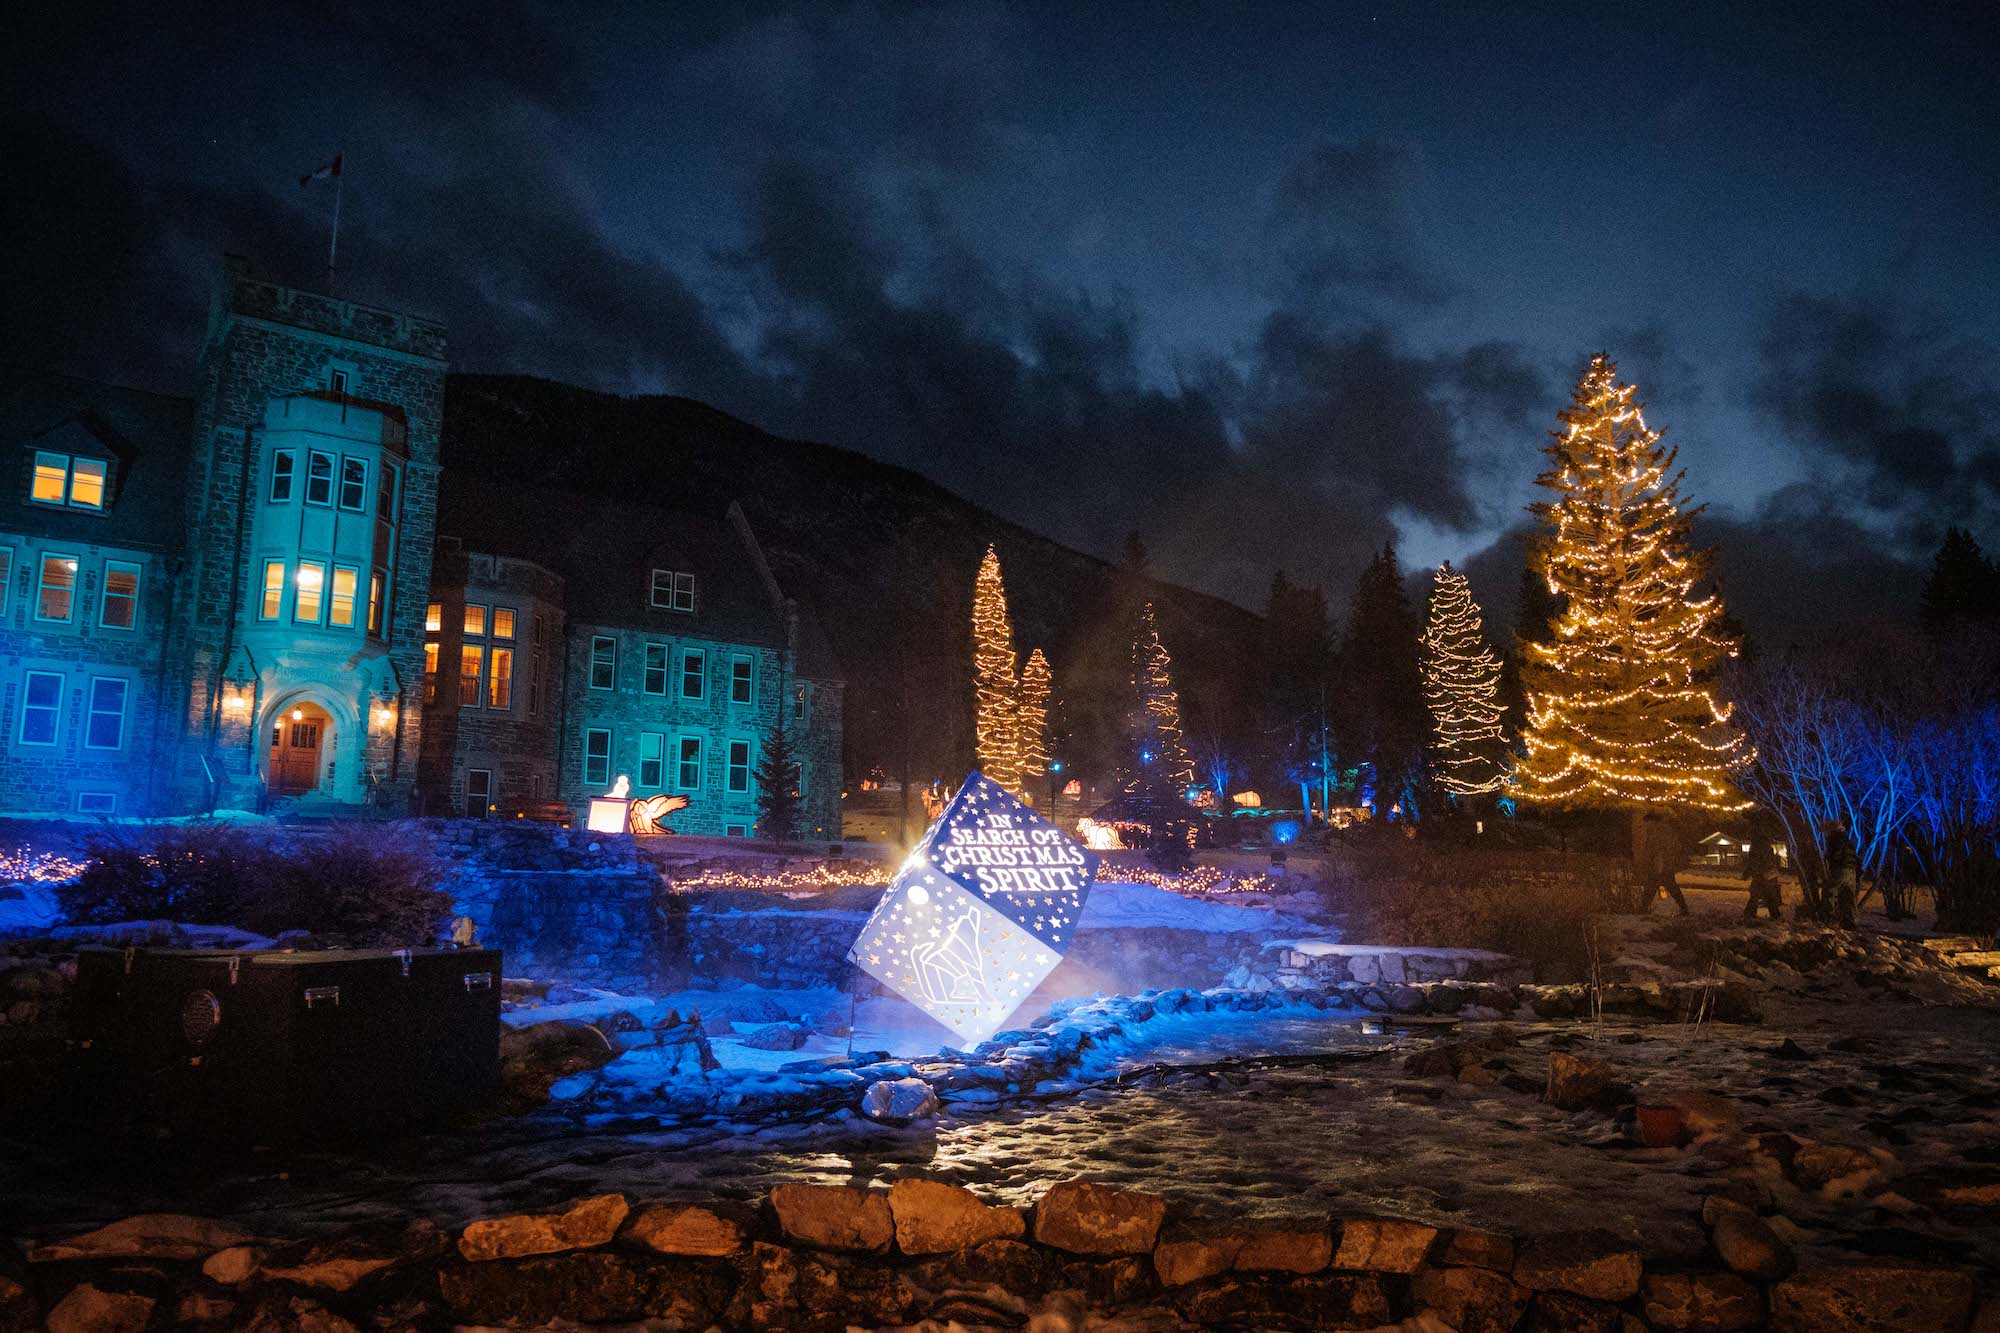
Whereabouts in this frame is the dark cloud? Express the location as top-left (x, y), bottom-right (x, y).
top-left (1267, 139), bottom-right (1448, 316)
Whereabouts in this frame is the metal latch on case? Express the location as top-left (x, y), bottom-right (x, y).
top-left (304, 985), bottom-right (341, 1009)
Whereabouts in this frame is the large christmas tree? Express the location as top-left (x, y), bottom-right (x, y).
top-left (971, 545), bottom-right (1021, 792)
top-left (1419, 561), bottom-right (1507, 797)
top-left (1131, 601), bottom-right (1195, 788)
top-left (1513, 354), bottom-right (1749, 813)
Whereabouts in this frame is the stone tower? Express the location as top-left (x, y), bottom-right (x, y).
top-left (172, 257), bottom-right (446, 812)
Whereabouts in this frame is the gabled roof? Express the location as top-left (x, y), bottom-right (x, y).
top-left (437, 472), bottom-right (841, 680)
top-left (0, 367), bottom-right (194, 553)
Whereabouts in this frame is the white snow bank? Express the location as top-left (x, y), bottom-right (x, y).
top-left (1265, 939), bottom-right (1511, 961)
top-left (0, 882), bottom-right (63, 934)
top-left (1081, 881), bottom-right (1315, 935)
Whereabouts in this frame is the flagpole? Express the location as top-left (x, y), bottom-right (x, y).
top-left (327, 169), bottom-right (342, 294)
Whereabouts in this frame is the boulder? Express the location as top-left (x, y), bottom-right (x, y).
top-left (769, 1183), bottom-right (894, 1253)
top-left (626, 1203), bottom-right (746, 1257)
top-left (1772, 1257), bottom-right (1977, 1332)
top-left (1333, 1216), bottom-right (1438, 1273)
top-left (1790, 1140), bottom-right (1891, 1199)
top-left (497, 1020), bottom-right (617, 1104)
top-left (888, 1179), bottom-right (1025, 1254)
top-left (1641, 1270), bottom-right (1763, 1331)
top-left (746, 1241), bottom-right (913, 1332)
top-left (907, 1237), bottom-right (1054, 1297)
top-left (1154, 1233), bottom-right (1242, 1288)
top-left (1523, 1289), bottom-right (1626, 1332)
top-left (173, 1291), bottom-right (238, 1329)
top-left (1057, 1254), bottom-right (1157, 1307)
top-left (457, 1193), bottom-right (630, 1261)
top-left (1033, 1181), bottom-right (1167, 1255)
top-left (1413, 1264), bottom-right (1531, 1333)
top-left (1234, 1225), bottom-right (1333, 1274)
top-left (1545, 1051), bottom-right (1630, 1113)
top-left (438, 1250), bottom-right (735, 1326)
top-left (28, 1213), bottom-right (254, 1262)
top-left (46, 1284), bottom-right (155, 1333)
top-left (741, 1022), bottom-right (810, 1050)
top-left (862, 1077), bottom-right (941, 1123)
top-left (1514, 1230), bottom-right (1643, 1302)
top-left (202, 1245), bottom-right (262, 1285)
top-left (1174, 1272), bottom-right (1391, 1328)
top-left (234, 1293), bottom-right (360, 1332)
top-left (1710, 1209), bottom-right (1794, 1280)
top-left (1442, 1227), bottom-right (1516, 1272)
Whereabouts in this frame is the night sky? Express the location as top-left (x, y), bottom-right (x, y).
top-left (6, 2), bottom-right (1996, 645)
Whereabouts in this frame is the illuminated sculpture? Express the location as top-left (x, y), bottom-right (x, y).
top-left (849, 771), bottom-right (1100, 1045)
top-left (1512, 354), bottom-right (1750, 812)
top-left (629, 793), bottom-right (690, 836)
top-left (972, 547), bottom-right (1022, 793)
top-left (1419, 561), bottom-right (1508, 796)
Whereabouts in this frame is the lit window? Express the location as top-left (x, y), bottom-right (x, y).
top-left (338, 457), bottom-right (368, 511)
top-left (488, 647), bottom-right (513, 708)
top-left (460, 645), bottom-right (484, 705)
top-left (20, 672), bottom-right (61, 745)
top-left (424, 641), bottom-right (439, 703)
top-left (84, 678), bottom-right (127, 750)
top-left (36, 554), bottom-right (77, 622)
top-left (376, 466), bottom-right (397, 522)
top-left (643, 643), bottom-right (668, 695)
top-left (794, 682), bottom-right (809, 722)
top-left (0, 548), bottom-right (11, 616)
top-left (425, 602), bottom-right (442, 633)
top-left (676, 736), bottom-right (703, 790)
top-left (681, 648), bottom-right (705, 700)
top-left (294, 562), bottom-right (325, 622)
top-left (100, 561), bottom-right (140, 629)
top-left (269, 451), bottom-right (295, 502)
top-left (329, 566), bottom-right (358, 627)
top-left (464, 604), bottom-right (486, 637)
top-left (305, 452), bottom-right (333, 505)
top-left (261, 561), bottom-right (285, 619)
top-left (465, 769), bottom-right (492, 819)
top-left (638, 732), bottom-right (664, 788)
top-left (590, 636), bottom-right (616, 690)
top-left (728, 740), bottom-right (751, 794)
top-left (32, 453), bottom-right (68, 505)
top-left (650, 568), bottom-right (695, 612)
top-left (68, 458), bottom-right (106, 508)
top-left (367, 570), bottom-right (385, 635)
top-left (730, 655), bottom-right (754, 705)
top-left (493, 608), bottom-right (515, 639)
top-left (583, 728), bottom-right (611, 786)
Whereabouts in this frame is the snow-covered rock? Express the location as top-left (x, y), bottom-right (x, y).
top-left (861, 1077), bottom-right (940, 1123)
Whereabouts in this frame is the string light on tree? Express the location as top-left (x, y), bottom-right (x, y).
top-left (1132, 601), bottom-right (1195, 788)
top-left (1512, 354), bottom-right (1751, 813)
top-left (972, 545), bottom-right (1022, 792)
top-left (1420, 561), bottom-right (1508, 796)
top-left (1017, 648), bottom-right (1053, 793)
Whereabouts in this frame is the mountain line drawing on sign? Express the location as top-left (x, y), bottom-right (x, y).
top-left (912, 905), bottom-right (987, 1005)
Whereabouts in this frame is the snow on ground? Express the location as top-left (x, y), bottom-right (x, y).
top-left (1079, 881), bottom-right (1317, 934)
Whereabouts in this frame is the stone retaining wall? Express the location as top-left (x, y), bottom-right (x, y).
top-left (11, 1176), bottom-right (1987, 1331)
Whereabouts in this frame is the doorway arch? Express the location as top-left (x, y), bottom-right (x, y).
top-left (266, 699), bottom-right (335, 798)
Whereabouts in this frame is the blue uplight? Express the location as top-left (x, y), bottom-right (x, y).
top-left (1272, 819), bottom-right (1300, 845)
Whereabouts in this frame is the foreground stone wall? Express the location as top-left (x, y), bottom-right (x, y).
top-left (9, 1176), bottom-right (1987, 1331)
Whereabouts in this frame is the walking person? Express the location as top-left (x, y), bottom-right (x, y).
top-left (1639, 811), bottom-right (1691, 915)
top-left (1743, 833), bottom-right (1782, 921)
top-left (1824, 818), bottom-right (1858, 928)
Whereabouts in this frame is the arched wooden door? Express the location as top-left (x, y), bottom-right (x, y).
top-left (268, 702), bottom-right (333, 797)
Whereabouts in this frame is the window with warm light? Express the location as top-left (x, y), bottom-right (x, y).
top-left (261, 561), bottom-right (285, 619)
top-left (36, 553), bottom-right (77, 622)
top-left (493, 608), bottom-right (515, 639)
top-left (329, 566), bottom-right (358, 628)
top-left (650, 568), bottom-right (695, 612)
top-left (464, 603), bottom-right (486, 637)
top-left (294, 562), bottom-right (325, 622)
top-left (30, 453), bottom-right (106, 509)
top-left (367, 570), bottom-right (385, 636)
top-left (424, 641), bottom-right (439, 703)
top-left (459, 645), bottom-right (483, 705)
top-left (425, 602), bottom-right (442, 633)
top-left (488, 647), bottom-right (513, 708)
top-left (99, 561), bottom-right (139, 629)
top-left (638, 731), bottom-right (664, 788)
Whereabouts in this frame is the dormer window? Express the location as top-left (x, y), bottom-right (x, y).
top-left (31, 452), bottom-right (106, 510)
top-left (650, 568), bottom-right (695, 612)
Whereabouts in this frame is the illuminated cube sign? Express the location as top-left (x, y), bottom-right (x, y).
top-left (850, 771), bottom-right (1100, 1045)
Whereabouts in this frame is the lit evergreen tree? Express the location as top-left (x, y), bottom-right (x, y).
top-left (1420, 561), bottom-right (1508, 796)
top-left (971, 545), bottom-right (1021, 791)
top-left (1131, 601), bottom-right (1195, 788)
top-left (1513, 354), bottom-right (1749, 813)
top-left (1017, 648), bottom-right (1053, 793)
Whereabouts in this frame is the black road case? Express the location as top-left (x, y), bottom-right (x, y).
top-left (70, 946), bottom-right (501, 1142)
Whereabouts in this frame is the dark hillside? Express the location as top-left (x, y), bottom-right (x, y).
top-left (441, 374), bottom-right (1265, 794)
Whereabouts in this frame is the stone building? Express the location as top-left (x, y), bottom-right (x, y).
top-left (1, 257), bottom-right (844, 832)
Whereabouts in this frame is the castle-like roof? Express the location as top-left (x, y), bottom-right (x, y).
top-left (0, 367), bottom-right (195, 554)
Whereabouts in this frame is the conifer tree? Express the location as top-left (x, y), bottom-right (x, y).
top-left (1017, 648), bottom-right (1053, 792)
top-left (754, 713), bottom-right (801, 842)
top-left (1513, 354), bottom-right (1749, 812)
top-left (1339, 541), bottom-right (1427, 817)
top-left (971, 545), bottom-right (1021, 791)
top-left (1420, 561), bottom-right (1508, 797)
top-left (1919, 526), bottom-right (1998, 629)
top-left (1130, 601), bottom-right (1195, 788)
